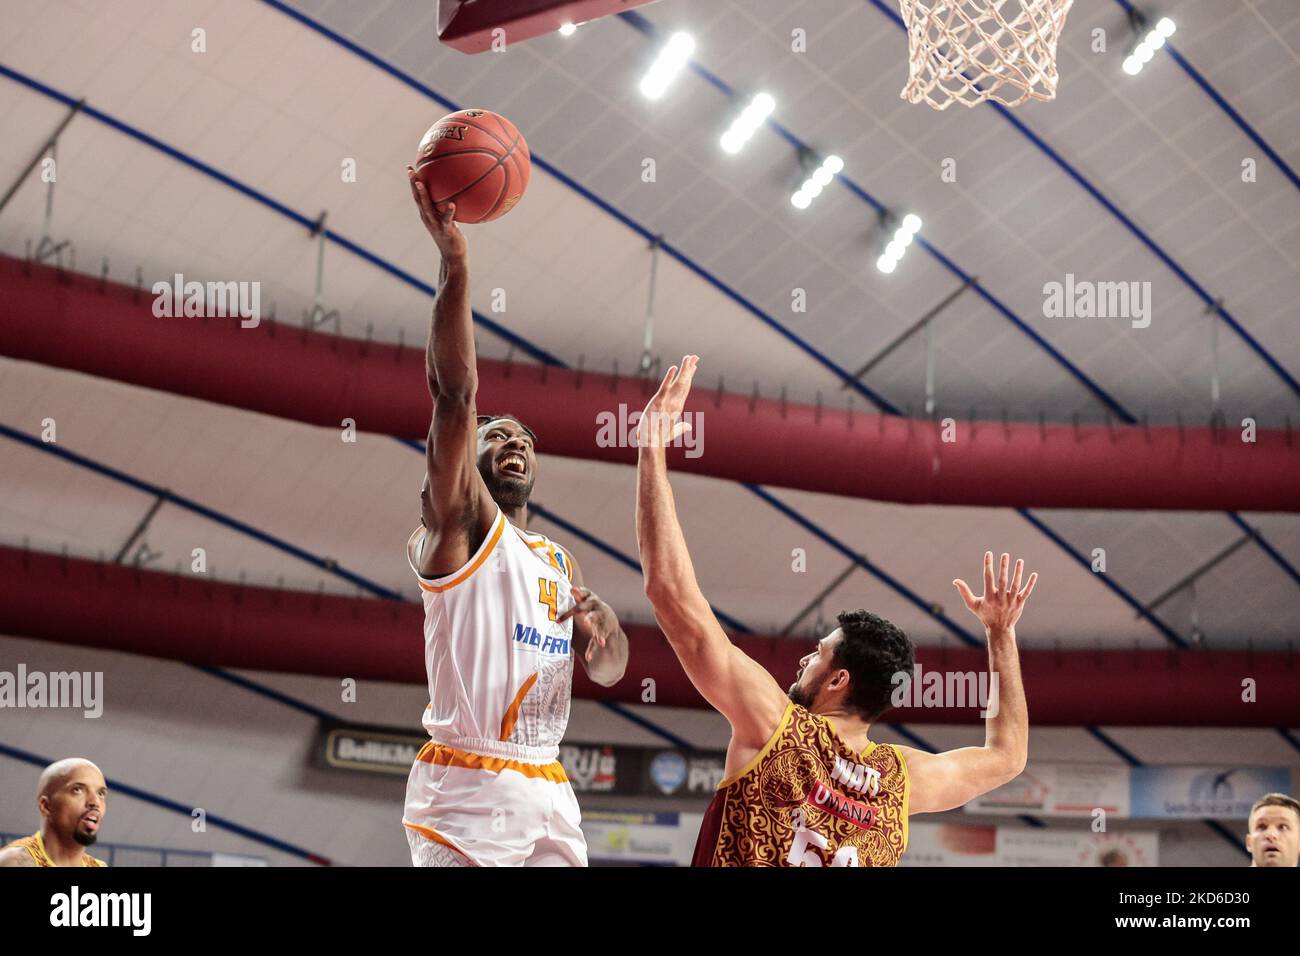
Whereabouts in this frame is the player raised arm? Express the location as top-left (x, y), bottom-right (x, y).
top-left (899, 552), bottom-right (1036, 813)
top-left (635, 356), bottom-right (788, 751)
top-left (407, 167), bottom-right (494, 575)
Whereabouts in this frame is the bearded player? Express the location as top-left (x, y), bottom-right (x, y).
top-left (399, 168), bottom-right (628, 867)
top-left (635, 356), bottom-right (1036, 867)
top-left (0, 758), bottom-right (108, 867)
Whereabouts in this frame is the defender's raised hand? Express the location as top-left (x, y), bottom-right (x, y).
top-left (636, 355), bottom-right (699, 450)
top-left (953, 551), bottom-right (1038, 635)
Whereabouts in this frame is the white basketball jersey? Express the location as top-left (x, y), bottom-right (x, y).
top-left (407, 506), bottom-right (576, 752)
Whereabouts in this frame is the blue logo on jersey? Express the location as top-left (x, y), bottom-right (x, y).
top-left (513, 623), bottom-right (570, 656)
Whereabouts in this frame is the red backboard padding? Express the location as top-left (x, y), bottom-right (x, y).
top-left (439, 0), bottom-right (662, 53)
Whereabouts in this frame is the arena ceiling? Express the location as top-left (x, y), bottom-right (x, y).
top-left (1, 0), bottom-right (1298, 662)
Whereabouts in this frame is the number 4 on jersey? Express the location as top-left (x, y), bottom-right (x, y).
top-left (538, 578), bottom-right (558, 621)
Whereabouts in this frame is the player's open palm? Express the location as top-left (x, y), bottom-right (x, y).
top-left (407, 165), bottom-right (467, 260)
top-left (636, 355), bottom-right (698, 449)
top-left (954, 551), bottom-right (1037, 634)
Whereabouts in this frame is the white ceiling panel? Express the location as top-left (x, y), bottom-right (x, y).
top-left (0, 0), bottom-right (1295, 685)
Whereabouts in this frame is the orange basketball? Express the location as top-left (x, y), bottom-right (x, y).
top-left (414, 109), bottom-right (531, 224)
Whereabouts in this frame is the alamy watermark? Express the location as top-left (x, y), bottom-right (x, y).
top-left (595, 403), bottom-right (704, 458)
top-left (0, 665), bottom-right (103, 718)
top-left (1043, 274), bottom-right (1151, 329)
top-left (50, 886), bottom-right (150, 936)
top-left (152, 273), bottom-right (261, 328)
top-left (890, 662), bottom-right (999, 717)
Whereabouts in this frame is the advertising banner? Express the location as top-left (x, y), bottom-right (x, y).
top-left (965, 763), bottom-right (1129, 817)
top-left (1129, 766), bottom-right (1293, 820)
top-left (582, 812), bottom-right (704, 866)
top-left (901, 822), bottom-right (1158, 866)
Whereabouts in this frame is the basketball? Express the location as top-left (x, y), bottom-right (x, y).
top-left (414, 109), bottom-right (531, 223)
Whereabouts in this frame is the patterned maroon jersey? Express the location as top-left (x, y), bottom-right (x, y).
top-left (693, 702), bottom-right (909, 867)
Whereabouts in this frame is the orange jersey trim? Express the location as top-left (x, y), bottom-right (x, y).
top-left (499, 673), bottom-right (540, 742)
top-left (520, 533), bottom-right (572, 578)
top-left (416, 512), bottom-right (506, 593)
top-left (401, 821), bottom-right (474, 863)
top-left (414, 741), bottom-right (569, 784)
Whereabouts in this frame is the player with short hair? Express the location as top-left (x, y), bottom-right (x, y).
top-left (0, 758), bottom-right (108, 867)
top-left (635, 356), bottom-right (1036, 867)
top-left (1246, 793), bottom-right (1299, 867)
top-left (400, 168), bottom-right (628, 867)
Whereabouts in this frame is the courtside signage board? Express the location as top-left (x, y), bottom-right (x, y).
top-left (315, 721), bottom-right (725, 797)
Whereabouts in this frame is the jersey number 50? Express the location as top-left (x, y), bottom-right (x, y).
top-left (787, 827), bottom-right (860, 867)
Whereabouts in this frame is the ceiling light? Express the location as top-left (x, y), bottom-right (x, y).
top-left (720, 92), bottom-right (775, 154)
top-left (791, 155), bottom-right (842, 210)
top-left (1124, 16), bottom-right (1176, 77)
top-left (640, 32), bottom-right (695, 100)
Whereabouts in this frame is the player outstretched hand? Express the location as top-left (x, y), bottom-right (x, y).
top-left (636, 355), bottom-right (699, 450)
top-left (407, 165), bottom-right (467, 260)
top-left (953, 552), bottom-right (1037, 635)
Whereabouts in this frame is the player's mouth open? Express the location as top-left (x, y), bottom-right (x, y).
top-left (81, 813), bottom-right (100, 832)
top-left (498, 453), bottom-right (527, 477)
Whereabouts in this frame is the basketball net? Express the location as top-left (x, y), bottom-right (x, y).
top-left (899, 0), bottom-right (1074, 110)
